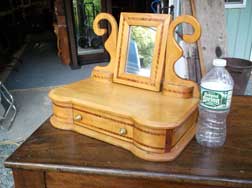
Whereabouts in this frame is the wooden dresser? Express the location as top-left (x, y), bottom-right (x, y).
top-left (4, 96), bottom-right (252, 188)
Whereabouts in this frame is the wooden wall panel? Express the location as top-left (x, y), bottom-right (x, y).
top-left (181, 0), bottom-right (227, 73)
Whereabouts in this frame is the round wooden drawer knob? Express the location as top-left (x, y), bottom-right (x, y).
top-left (119, 128), bottom-right (127, 136)
top-left (74, 114), bottom-right (82, 121)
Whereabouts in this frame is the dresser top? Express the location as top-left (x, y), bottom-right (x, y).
top-left (49, 79), bottom-right (199, 128)
top-left (5, 96), bottom-right (252, 187)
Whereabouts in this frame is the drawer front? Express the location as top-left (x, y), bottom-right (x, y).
top-left (46, 171), bottom-right (212, 188)
top-left (73, 109), bottom-right (133, 140)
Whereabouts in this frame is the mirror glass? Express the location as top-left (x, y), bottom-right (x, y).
top-left (125, 26), bottom-right (156, 77)
top-left (72, 0), bottom-right (104, 55)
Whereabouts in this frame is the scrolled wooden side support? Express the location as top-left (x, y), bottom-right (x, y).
top-left (162, 15), bottom-right (201, 98)
top-left (91, 13), bottom-right (118, 82)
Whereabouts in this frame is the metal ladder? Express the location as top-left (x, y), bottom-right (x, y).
top-left (0, 82), bottom-right (16, 131)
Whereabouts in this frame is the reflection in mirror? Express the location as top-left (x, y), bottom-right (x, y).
top-left (125, 26), bottom-right (156, 77)
top-left (72, 0), bottom-right (104, 55)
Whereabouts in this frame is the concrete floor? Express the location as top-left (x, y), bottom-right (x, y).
top-left (0, 87), bottom-right (52, 141)
top-left (1, 36), bottom-right (107, 141)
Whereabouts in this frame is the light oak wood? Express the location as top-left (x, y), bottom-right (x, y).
top-left (91, 13), bottom-right (118, 81)
top-left (113, 13), bottom-right (171, 91)
top-left (49, 78), bottom-right (199, 161)
top-left (49, 13), bottom-right (201, 161)
top-left (162, 15), bottom-right (201, 98)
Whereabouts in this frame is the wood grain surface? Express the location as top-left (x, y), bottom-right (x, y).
top-left (5, 96), bottom-right (252, 187)
top-left (12, 169), bottom-right (45, 188)
top-left (49, 79), bottom-right (199, 127)
top-left (113, 13), bottom-right (171, 91)
top-left (48, 13), bottom-right (202, 161)
top-left (53, 0), bottom-right (71, 65)
top-left (162, 15), bottom-right (201, 98)
top-left (49, 78), bottom-right (199, 161)
top-left (91, 13), bottom-right (118, 81)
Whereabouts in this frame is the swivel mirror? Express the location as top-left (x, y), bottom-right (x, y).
top-left (113, 13), bottom-right (170, 91)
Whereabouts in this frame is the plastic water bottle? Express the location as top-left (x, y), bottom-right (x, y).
top-left (196, 59), bottom-right (234, 147)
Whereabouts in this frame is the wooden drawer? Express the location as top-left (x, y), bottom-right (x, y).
top-left (72, 108), bottom-right (168, 154)
top-left (73, 108), bottom-right (133, 141)
top-left (50, 100), bottom-right (197, 161)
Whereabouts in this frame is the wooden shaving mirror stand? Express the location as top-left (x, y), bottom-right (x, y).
top-left (49, 12), bottom-right (201, 161)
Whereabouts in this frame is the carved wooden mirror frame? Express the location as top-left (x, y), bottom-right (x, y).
top-left (113, 13), bottom-right (171, 91)
top-left (91, 12), bottom-right (201, 98)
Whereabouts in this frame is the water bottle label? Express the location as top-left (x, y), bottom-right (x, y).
top-left (200, 86), bottom-right (233, 110)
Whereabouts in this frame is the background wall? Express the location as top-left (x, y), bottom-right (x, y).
top-left (225, 0), bottom-right (252, 60)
